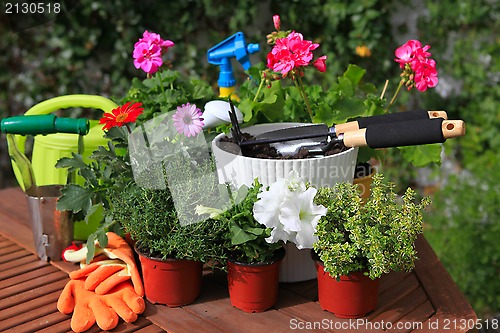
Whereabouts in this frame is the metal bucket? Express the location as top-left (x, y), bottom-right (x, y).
top-left (25, 185), bottom-right (73, 261)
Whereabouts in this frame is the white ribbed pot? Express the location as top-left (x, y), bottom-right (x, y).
top-left (212, 123), bottom-right (358, 282)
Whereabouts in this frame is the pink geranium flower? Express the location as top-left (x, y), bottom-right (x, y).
top-left (313, 55), bottom-right (327, 72)
top-left (395, 39), bottom-right (431, 69)
top-left (133, 41), bottom-right (163, 74)
top-left (136, 30), bottom-right (175, 51)
top-left (132, 30), bottom-right (175, 74)
top-left (413, 58), bottom-right (439, 92)
top-left (173, 103), bottom-right (204, 137)
top-left (267, 31), bottom-right (319, 76)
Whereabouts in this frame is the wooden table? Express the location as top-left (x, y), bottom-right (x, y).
top-left (0, 187), bottom-right (478, 332)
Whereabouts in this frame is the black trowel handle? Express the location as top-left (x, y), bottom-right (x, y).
top-left (336, 110), bottom-right (447, 134)
top-left (342, 118), bottom-right (466, 148)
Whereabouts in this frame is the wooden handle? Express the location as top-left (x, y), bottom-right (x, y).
top-left (428, 111), bottom-right (448, 120)
top-left (335, 121), bottom-right (360, 134)
top-left (442, 120), bottom-right (466, 139)
top-left (342, 128), bottom-right (368, 147)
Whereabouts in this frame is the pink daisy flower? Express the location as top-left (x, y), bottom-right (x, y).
top-left (173, 103), bottom-right (204, 137)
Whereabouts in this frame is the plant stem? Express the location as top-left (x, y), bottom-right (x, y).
top-left (295, 73), bottom-right (314, 122)
top-left (157, 72), bottom-right (169, 107)
top-left (253, 73), bottom-right (266, 103)
top-left (385, 80), bottom-right (404, 113)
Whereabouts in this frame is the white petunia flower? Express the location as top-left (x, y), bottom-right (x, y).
top-left (280, 187), bottom-right (327, 249)
top-left (253, 171), bottom-right (327, 249)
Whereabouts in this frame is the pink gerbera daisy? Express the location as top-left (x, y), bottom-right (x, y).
top-left (172, 103), bottom-right (204, 137)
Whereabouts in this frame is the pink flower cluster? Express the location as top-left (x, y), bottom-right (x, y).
top-left (133, 31), bottom-right (175, 74)
top-left (394, 40), bottom-right (438, 92)
top-left (267, 30), bottom-right (327, 77)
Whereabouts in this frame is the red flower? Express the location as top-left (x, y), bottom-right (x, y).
top-left (313, 55), bottom-right (327, 72)
top-left (100, 102), bottom-right (144, 130)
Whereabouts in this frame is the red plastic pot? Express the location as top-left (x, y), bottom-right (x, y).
top-left (227, 248), bottom-right (285, 313)
top-left (313, 255), bottom-right (379, 318)
top-left (136, 246), bottom-right (203, 307)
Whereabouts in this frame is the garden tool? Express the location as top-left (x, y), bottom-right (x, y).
top-left (62, 232), bottom-right (144, 297)
top-left (228, 103), bottom-right (465, 156)
top-left (1, 114), bottom-right (90, 261)
top-left (208, 32), bottom-right (260, 98)
top-left (236, 109), bottom-right (448, 147)
top-left (57, 279), bottom-right (145, 333)
top-left (5, 94), bottom-right (118, 240)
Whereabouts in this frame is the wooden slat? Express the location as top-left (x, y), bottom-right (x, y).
top-left (395, 301), bottom-right (435, 333)
top-left (0, 248), bottom-right (32, 263)
top-left (371, 286), bottom-right (428, 324)
top-left (0, 243), bottom-right (24, 256)
top-left (0, 238), bottom-right (14, 248)
top-left (0, 295), bottom-right (60, 331)
top-left (182, 278), bottom-right (295, 333)
top-left (1, 311), bottom-right (69, 333)
top-left (0, 278), bottom-right (69, 310)
top-left (414, 236), bottom-right (477, 320)
top-left (32, 319), bottom-right (72, 333)
top-left (0, 270), bottom-right (67, 299)
top-left (0, 258), bottom-right (48, 280)
top-left (144, 295), bottom-right (233, 333)
top-left (0, 265), bottom-right (59, 289)
top-left (0, 290), bottom-right (61, 324)
top-left (368, 273), bottom-right (422, 320)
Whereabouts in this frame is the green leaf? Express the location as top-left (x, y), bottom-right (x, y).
top-left (97, 230), bottom-right (108, 248)
top-left (399, 144), bottom-right (443, 167)
top-left (343, 64), bottom-right (366, 86)
top-left (55, 154), bottom-right (88, 171)
top-left (84, 203), bottom-right (104, 225)
top-left (57, 184), bottom-right (93, 214)
top-left (230, 220), bottom-right (258, 245)
top-left (86, 233), bottom-right (96, 264)
top-left (337, 77), bottom-right (355, 97)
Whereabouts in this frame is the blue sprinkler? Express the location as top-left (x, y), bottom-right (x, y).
top-left (207, 32), bottom-right (260, 98)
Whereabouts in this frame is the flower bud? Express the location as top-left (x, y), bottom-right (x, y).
top-left (273, 15), bottom-right (281, 31)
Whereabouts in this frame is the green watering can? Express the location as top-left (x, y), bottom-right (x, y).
top-left (2, 114), bottom-right (89, 261)
top-left (2, 95), bottom-right (118, 242)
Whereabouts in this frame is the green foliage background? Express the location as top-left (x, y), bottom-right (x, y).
top-left (0, 0), bottom-right (499, 316)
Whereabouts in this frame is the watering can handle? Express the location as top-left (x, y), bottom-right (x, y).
top-left (24, 94), bottom-right (118, 116)
top-left (8, 95), bottom-right (118, 191)
top-left (13, 95), bottom-right (118, 154)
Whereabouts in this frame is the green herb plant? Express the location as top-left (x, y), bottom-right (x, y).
top-left (206, 180), bottom-right (283, 264)
top-left (313, 173), bottom-right (431, 280)
top-left (114, 180), bottom-right (227, 265)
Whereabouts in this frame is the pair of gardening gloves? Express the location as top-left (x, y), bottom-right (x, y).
top-left (57, 232), bottom-right (145, 332)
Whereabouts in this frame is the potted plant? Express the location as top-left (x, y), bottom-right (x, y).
top-left (312, 173), bottom-right (431, 318)
top-left (113, 175), bottom-right (227, 307)
top-left (197, 180), bottom-right (285, 313)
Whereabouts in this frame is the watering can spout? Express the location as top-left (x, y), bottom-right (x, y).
top-left (207, 32), bottom-right (260, 98)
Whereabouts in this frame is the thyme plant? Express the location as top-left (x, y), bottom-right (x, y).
top-left (313, 174), bottom-right (431, 280)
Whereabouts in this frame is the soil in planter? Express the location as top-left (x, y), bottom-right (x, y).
top-left (220, 133), bottom-right (349, 159)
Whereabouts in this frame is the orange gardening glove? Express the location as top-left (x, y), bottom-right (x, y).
top-left (57, 279), bottom-right (145, 332)
top-left (63, 232), bottom-right (144, 296)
